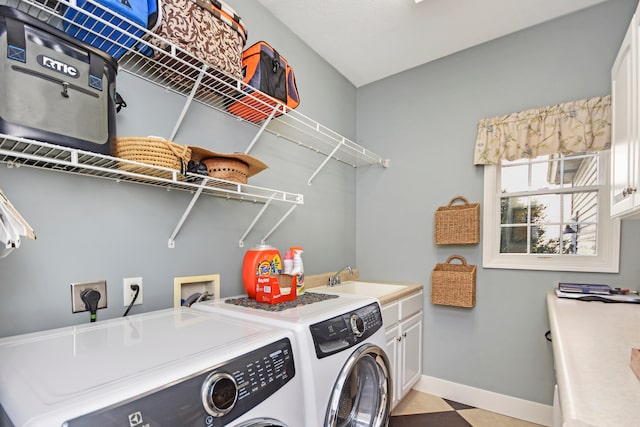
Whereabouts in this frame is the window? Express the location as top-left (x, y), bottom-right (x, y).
top-left (482, 151), bottom-right (620, 272)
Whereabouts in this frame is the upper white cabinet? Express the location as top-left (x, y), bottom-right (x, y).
top-left (611, 11), bottom-right (640, 218)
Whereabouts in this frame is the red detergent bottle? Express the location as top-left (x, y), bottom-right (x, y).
top-left (242, 244), bottom-right (282, 299)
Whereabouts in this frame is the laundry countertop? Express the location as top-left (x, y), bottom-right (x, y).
top-left (546, 292), bottom-right (640, 426)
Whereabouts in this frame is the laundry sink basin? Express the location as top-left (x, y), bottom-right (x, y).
top-left (311, 281), bottom-right (408, 298)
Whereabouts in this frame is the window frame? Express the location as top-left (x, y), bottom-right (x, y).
top-left (482, 150), bottom-right (621, 273)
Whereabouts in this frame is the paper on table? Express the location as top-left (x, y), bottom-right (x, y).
top-left (555, 289), bottom-right (640, 304)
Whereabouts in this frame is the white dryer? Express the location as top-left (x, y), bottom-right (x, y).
top-left (0, 308), bottom-right (304, 427)
top-left (192, 292), bottom-right (392, 427)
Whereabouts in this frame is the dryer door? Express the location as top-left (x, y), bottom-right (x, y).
top-left (324, 344), bottom-right (392, 427)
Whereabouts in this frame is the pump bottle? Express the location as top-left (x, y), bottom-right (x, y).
top-left (283, 251), bottom-right (293, 275)
top-left (290, 246), bottom-right (305, 295)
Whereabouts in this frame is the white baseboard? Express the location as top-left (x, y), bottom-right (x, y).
top-left (413, 375), bottom-right (553, 427)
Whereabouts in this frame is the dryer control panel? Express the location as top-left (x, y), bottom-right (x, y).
top-left (309, 301), bottom-right (383, 359)
top-left (63, 338), bottom-right (295, 427)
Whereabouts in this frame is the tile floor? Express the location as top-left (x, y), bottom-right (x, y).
top-left (390, 390), bottom-right (545, 427)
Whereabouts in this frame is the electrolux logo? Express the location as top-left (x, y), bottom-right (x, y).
top-left (127, 411), bottom-right (150, 427)
top-left (37, 55), bottom-right (79, 79)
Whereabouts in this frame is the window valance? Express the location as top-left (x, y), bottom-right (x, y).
top-left (473, 95), bottom-right (611, 165)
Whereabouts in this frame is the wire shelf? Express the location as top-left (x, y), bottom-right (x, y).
top-left (0, 135), bottom-right (303, 205)
top-left (0, 0), bottom-right (388, 245)
top-left (2, 0), bottom-right (389, 169)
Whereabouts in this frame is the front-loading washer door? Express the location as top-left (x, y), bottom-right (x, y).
top-left (324, 344), bottom-right (392, 427)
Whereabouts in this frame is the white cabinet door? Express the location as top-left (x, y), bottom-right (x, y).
top-left (611, 14), bottom-right (639, 217)
top-left (382, 291), bottom-right (423, 406)
top-left (385, 324), bottom-right (400, 409)
top-left (399, 312), bottom-right (422, 400)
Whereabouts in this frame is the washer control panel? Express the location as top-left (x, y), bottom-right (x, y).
top-left (64, 338), bottom-right (295, 427)
top-left (309, 302), bottom-right (383, 359)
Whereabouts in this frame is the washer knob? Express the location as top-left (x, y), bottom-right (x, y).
top-left (201, 372), bottom-right (238, 417)
top-left (350, 314), bottom-right (365, 337)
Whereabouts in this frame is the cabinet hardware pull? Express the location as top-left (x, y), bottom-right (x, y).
top-left (402, 332), bottom-right (407, 337)
top-left (624, 187), bottom-right (637, 197)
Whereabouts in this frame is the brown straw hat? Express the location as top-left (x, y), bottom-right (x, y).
top-left (189, 146), bottom-right (268, 177)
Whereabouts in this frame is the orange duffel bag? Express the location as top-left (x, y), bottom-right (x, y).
top-left (226, 41), bottom-right (300, 123)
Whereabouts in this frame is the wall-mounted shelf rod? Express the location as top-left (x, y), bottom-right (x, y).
top-left (245, 104), bottom-right (281, 155)
top-left (308, 138), bottom-right (345, 185)
top-left (239, 193), bottom-right (275, 248)
top-left (169, 64), bottom-right (207, 141)
top-left (261, 204), bottom-right (298, 244)
top-left (167, 179), bottom-right (208, 248)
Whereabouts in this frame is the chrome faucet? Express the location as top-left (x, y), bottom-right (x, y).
top-left (329, 265), bottom-right (353, 287)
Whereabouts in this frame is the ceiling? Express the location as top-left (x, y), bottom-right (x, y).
top-left (256, 0), bottom-right (608, 87)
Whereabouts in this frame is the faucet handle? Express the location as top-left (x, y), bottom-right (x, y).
top-left (329, 265), bottom-right (353, 286)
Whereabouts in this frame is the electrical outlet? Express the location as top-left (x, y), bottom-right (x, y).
top-left (71, 280), bottom-right (107, 313)
top-left (123, 277), bottom-right (143, 306)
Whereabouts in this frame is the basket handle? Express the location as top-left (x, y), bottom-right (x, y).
top-left (162, 139), bottom-right (189, 161)
top-left (445, 255), bottom-right (467, 265)
top-left (448, 196), bottom-right (470, 207)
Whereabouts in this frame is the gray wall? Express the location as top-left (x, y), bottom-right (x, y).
top-left (355, 0), bottom-right (640, 406)
top-left (0, 0), bottom-right (358, 337)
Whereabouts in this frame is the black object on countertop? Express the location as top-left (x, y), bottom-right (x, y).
top-left (577, 295), bottom-right (640, 304)
top-left (225, 292), bottom-right (339, 312)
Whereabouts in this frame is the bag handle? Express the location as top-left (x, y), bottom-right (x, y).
top-left (270, 48), bottom-right (281, 73)
top-left (445, 255), bottom-right (467, 265)
top-left (448, 196), bottom-right (470, 207)
top-left (88, 51), bottom-right (104, 91)
top-left (191, 0), bottom-right (248, 42)
top-left (5, 16), bottom-right (26, 63)
top-left (115, 92), bottom-right (127, 113)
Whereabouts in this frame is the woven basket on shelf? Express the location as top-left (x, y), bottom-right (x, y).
top-left (434, 196), bottom-right (480, 245)
top-left (431, 255), bottom-right (476, 308)
top-left (114, 137), bottom-right (192, 179)
top-left (203, 157), bottom-right (249, 184)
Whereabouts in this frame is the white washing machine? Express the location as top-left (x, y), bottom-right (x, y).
top-left (0, 308), bottom-right (304, 427)
top-left (192, 292), bottom-right (392, 427)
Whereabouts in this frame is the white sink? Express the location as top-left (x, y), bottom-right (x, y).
top-left (311, 281), bottom-right (407, 298)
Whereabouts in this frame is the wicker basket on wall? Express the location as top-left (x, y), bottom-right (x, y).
top-left (431, 255), bottom-right (476, 308)
top-left (434, 196), bottom-right (480, 245)
top-left (114, 136), bottom-right (191, 179)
